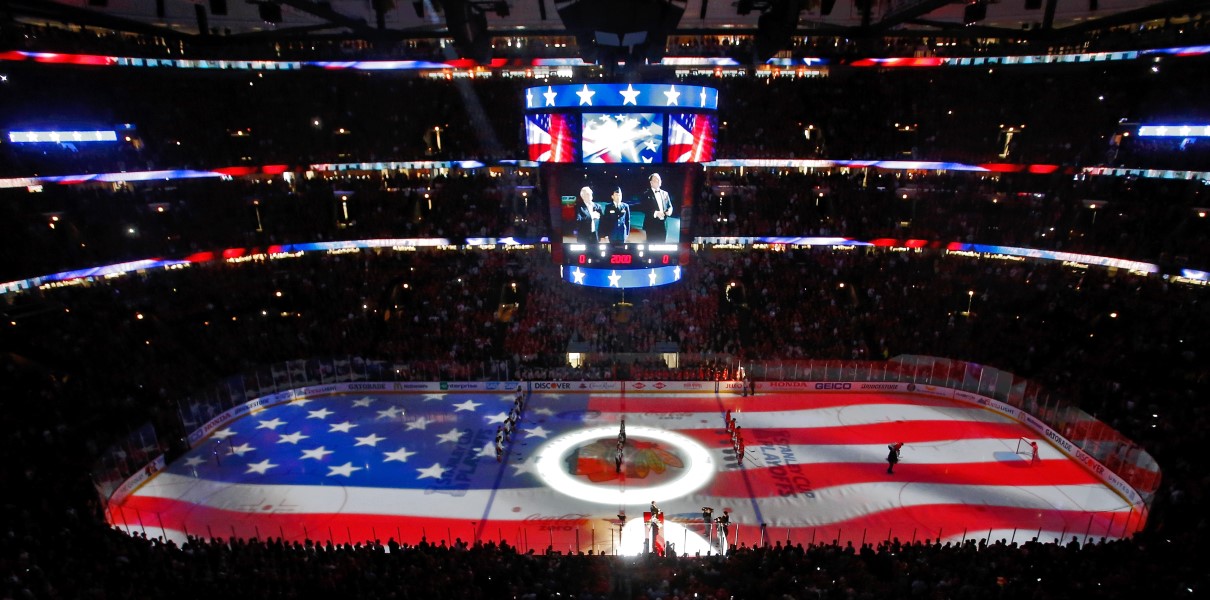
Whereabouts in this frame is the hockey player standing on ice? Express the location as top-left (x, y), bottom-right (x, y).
top-left (887, 442), bottom-right (904, 474)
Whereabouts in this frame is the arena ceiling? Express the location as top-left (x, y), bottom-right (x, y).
top-left (4, 0), bottom-right (1205, 48)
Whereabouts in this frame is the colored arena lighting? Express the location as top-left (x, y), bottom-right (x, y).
top-left (1137, 125), bottom-right (1210, 137)
top-left (7, 130), bottom-right (118, 143)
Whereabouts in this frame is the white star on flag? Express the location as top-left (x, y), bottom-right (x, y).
top-left (245, 459), bottom-right (278, 475)
top-left (230, 443), bottom-right (255, 456)
top-left (352, 397), bottom-right (375, 408)
top-left (608, 270), bottom-right (622, 287)
top-left (416, 463), bottom-right (447, 480)
top-left (572, 267), bottom-right (586, 284)
top-left (329, 421), bottom-right (357, 433)
top-left (543, 86), bottom-right (557, 107)
top-left (354, 433), bottom-right (387, 447)
top-left (664, 85), bottom-right (680, 105)
top-left (453, 399), bottom-right (482, 412)
top-left (212, 428), bottom-right (238, 440)
top-left (376, 406), bottom-right (404, 420)
top-left (383, 447), bottom-right (416, 463)
top-left (620, 84), bottom-right (640, 105)
top-left (476, 443), bottom-right (497, 458)
top-left (423, 394), bottom-right (444, 402)
top-left (254, 416), bottom-right (284, 430)
top-left (576, 84), bottom-right (595, 105)
top-left (327, 462), bottom-right (361, 477)
top-left (183, 455), bottom-right (206, 468)
top-left (531, 407), bottom-right (555, 417)
top-left (485, 412), bottom-right (510, 425)
top-left (290, 397), bottom-right (313, 407)
top-left (277, 431), bottom-right (309, 444)
top-left (301, 446), bottom-right (334, 460)
top-left (524, 425), bottom-right (551, 439)
top-left (406, 416), bottom-right (431, 431)
top-left (510, 460), bottom-right (536, 477)
top-left (436, 428), bottom-right (465, 444)
top-left (307, 408), bottom-right (334, 420)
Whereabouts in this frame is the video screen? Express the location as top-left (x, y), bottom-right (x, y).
top-left (582, 113), bottom-right (664, 164)
top-left (667, 113), bottom-right (717, 163)
top-left (526, 114), bottom-right (580, 163)
top-left (542, 163), bottom-right (700, 250)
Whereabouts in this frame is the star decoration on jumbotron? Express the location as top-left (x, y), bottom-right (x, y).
top-left (608, 270), bottom-right (622, 287)
top-left (416, 462), bottom-right (447, 480)
top-left (576, 84), bottom-right (595, 106)
top-left (620, 84), bottom-right (640, 105)
top-left (526, 88), bottom-right (533, 108)
top-left (327, 462), bottom-right (361, 477)
top-left (572, 267), bottom-right (586, 285)
top-left (245, 459), bottom-right (277, 475)
top-left (699, 87), bottom-right (708, 108)
top-left (664, 85), bottom-right (680, 106)
top-left (674, 266), bottom-right (682, 281)
top-left (649, 270), bottom-right (659, 285)
top-left (277, 431), bottom-right (309, 444)
top-left (543, 86), bottom-right (558, 107)
top-left (383, 446), bottom-right (416, 463)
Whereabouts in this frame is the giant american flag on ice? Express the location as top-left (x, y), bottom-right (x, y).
top-left (114, 387), bottom-right (1143, 554)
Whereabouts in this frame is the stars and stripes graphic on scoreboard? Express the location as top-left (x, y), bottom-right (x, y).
top-left (525, 114), bottom-right (578, 163)
top-left (667, 113), bottom-right (717, 163)
top-left (113, 390), bottom-right (1142, 553)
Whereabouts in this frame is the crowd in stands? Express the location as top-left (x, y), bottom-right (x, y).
top-left (5, 163), bottom-right (1208, 285)
top-left (696, 169), bottom-right (1210, 268)
top-left (5, 14), bottom-right (1210, 63)
top-left (4, 54), bottom-right (1210, 176)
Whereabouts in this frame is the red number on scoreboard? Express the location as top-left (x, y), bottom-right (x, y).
top-left (578, 254), bottom-right (587, 264)
top-left (662, 254), bottom-right (670, 264)
top-left (610, 254), bottom-right (632, 265)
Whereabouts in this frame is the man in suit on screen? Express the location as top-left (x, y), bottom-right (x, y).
top-left (641, 173), bottom-right (675, 242)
